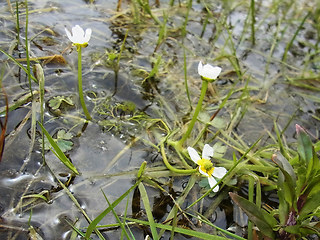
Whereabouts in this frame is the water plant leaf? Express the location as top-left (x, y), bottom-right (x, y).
top-left (22, 193), bottom-right (48, 202)
top-left (138, 182), bottom-right (159, 240)
top-left (48, 96), bottom-right (74, 110)
top-left (284, 223), bottom-right (319, 236)
top-left (272, 153), bottom-right (296, 207)
top-left (212, 141), bottom-right (227, 159)
top-left (85, 179), bottom-right (141, 239)
top-left (296, 124), bottom-right (313, 166)
top-left (38, 122), bottom-right (79, 175)
top-left (272, 152), bottom-right (296, 180)
top-left (41, 129), bottom-right (74, 153)
top-left (125, 217), bottom-right (228, 240)
top-left (198, 111), bottom-right (226, 129)
top-left (305, 172), bottom-right (320, 196)
top-left (298, 190), bottom-right (320, 219)
top-left (229, 192), bottom-right (277, 239)
top-left (55, 139), bottom-right (74, 153)
top-left (101, 191), bottom-right (132, 240)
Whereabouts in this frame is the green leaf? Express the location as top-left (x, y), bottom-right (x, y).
top-left (56, 139), bottom-right (73, 152)
top-left (138, 183), bottom-right (159, 240)
top-left (85, 180), bottom-right (141, 239)
top-left (296, 124), bottom-right (313, 166)
top-left (38, 122), bottom-right (79, 175)
top-left (102, 192), bottom-right (131, 240)
top-left (278, 188), bottom-right (289, 225)
top-left (40, 129), bottom-right (74, 153)
top-left (125, 217), bottom-right (228, 240)
top-left (272, 153), bottom-right (296, 207)
top-left (22, 190), bottom-right (49, 202)
top-left (57, 129), bottom-right (73, 139)
top-left (198, 111), bottom-right (226, 129)
top-left (305, 173), bottom-right (320, 196)
top-left (299, 191), bottom-right (320, 219)
top-left (212, 141), bottom-right (227, 159)
top-left (273, 152), bottom-right (296, 180)
top-left (283, 225), bottom-right (301, 235)
top-left (229, 192), bottom-right (277, 239)
top-left (285, 224), bottom-right (319, 236)
top-left (48, 96), bottom-right (74, 110)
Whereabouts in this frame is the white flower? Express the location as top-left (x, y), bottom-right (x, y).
top-left (187, 144), bottom-right (227, 192)
top-left (198, 61), bottom-right (221, 81)
top-left (65, 25), bottom-right (92, 46)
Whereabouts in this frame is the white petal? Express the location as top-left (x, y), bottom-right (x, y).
top-left (72, 25), bottom-right (84, 38)
top-left (202, 144), bottom-right (213, 159)
top-left (65, 28), bottom-right (73, 42)
top-left (198, 61), bottom-right (204, 76)
top-left (198, 167), bottom-right (209, 177)
top-left (84, 28), bottom-right (92, 43)
top-left (187, 147), bottom-right (201, 164)
top-left (212, 167), bottom-right (227, 178)
top-left (203, 65), bottom-right (221, 79)
top-left (208, 176), bottom-right (219, 192)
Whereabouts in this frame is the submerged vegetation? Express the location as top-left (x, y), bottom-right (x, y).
top-left (0, 0), bottom-right (320, 239)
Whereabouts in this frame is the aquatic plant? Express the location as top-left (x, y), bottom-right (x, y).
top-left (65, 25), bottom-right (92, 120)
top-left (197, 61), bottom-right (222, 82)
top-left (187, 144), bottom-right (227, 192)
top-left (230, 124), bottom-right (320, 239)
top-left (172, 61), bottom-right (222, 150)
top-left (1, 0), bottom-right (320, 239)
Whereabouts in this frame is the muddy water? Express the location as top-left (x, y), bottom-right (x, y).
top-left (0, 0), bottom-right (319, 239)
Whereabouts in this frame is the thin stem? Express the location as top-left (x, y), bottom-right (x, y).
top-left (25, 0), bottom-right (32, 96)
top-left (250, 0), bottom-right (255, 45)
top-left (77, 47), bottom-right (92, 120)
top-left (183, 49), bottom-right (191, 109)
top-left (177, 80), bottom-right (208, 148)
top-left (160, 142), bottom-right (196, 174)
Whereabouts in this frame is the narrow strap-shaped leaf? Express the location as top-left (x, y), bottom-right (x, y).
top-left (38, 122), bottom-right (79, 175)
top-left (138, 182), bottom-right (159, 240)
top-left (85, 180), bottom-right (141, 239)
top-left (296, 124), bottom-right (313, 166)
top-left (229, 192), bottom-right (277, 239)
top-left (102, 191), bottom-right (131, 240)
top-left (125, 217), bottom-right (227, 240)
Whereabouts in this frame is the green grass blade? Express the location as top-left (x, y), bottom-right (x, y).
top-left (250, 0), bottom-right (255, 45)
top-left (125, 217), bottom-right (228, 240)
top-left (186, 212), bottom-right (246, 240)
top-left (25, 0), bottom-right (32, 95)
top-left (183, 49), bottom-right (191, 109)
top-left (38, 122), bottom-right (79, 175)
top-left (282, 12), bottom-right (310, 63)
top-left (85, 180), bottom-right (141, 239)
top-left (138, 182), bottom-right (159, 240)
top-left (102, 191), bottom-right (132, 240)
top-left (0, 48), bottom-right (37, 83)
top-left (121, 196), bottom-right (136, 240)
top-left (15, 0), bottom-right (20, 45)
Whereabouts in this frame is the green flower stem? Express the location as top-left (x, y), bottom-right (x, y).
top-left (176, 80), bottom-right (209, 148)
top-left (167, 139), bottom-right (192, 169)
top-left (160, 142), bottom-right (196, 174)
top-left (77, 46), bottom-right (91, 120)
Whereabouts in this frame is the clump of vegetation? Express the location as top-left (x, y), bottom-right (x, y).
top-left (0, 0), bottom-right (319, 239)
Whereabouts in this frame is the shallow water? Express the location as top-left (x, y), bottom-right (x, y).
top-left (0, 0), bottom-right (319, 239)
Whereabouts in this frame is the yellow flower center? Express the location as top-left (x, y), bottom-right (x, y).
top-left (197, 158), bottom-right (214, 176)
top-left (74, 43), bottom-right (88, 51)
